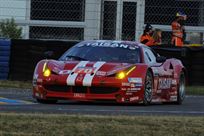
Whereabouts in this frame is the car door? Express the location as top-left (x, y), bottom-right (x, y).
top-left (143, 47), bottom-right (174, 99)
top-left (143, 47), bottom-right (160, 97)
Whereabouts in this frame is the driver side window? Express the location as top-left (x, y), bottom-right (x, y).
top-left (144, 48), bottom-right (156, 64)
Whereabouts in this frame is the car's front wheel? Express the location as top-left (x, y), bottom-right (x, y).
top-left (143, 70), bottom-right (153, 105)
top-left (176, 71), bottom-right (186, 105)
top-left (36, 98), bottom-right (58, 104)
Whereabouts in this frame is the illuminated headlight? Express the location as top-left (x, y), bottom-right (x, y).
top-left (115, 66), bottom-right (136, 79)
top-left (42, 61), bottom-right (51, 77)
top-left (43, 68), bottom-right (51, 77)
top-left (116, 72), bottom-right (126, 79)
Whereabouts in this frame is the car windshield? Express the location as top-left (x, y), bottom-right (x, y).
top-left (59, 42), bottom-right (141, 63)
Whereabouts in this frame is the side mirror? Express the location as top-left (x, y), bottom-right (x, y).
top-left (44, 51), bottom-right (54, 59)
top-left (156, 56), bottom-right (166, 63)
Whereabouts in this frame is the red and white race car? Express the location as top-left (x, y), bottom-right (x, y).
top-left (33, 40), bottom-right (186, 105)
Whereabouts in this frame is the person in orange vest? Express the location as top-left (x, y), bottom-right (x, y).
top-left (171, 11), bottom-right (187, 47)
top-left (140, 24), bottom-right (155, 46)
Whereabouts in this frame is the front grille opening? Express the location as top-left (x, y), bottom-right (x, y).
top-left (90, 87), bottom-right (119, 94)
top-left (44, 85), bottom-right (71, 92)
top-left (72, 86), bottom-right (87, 93)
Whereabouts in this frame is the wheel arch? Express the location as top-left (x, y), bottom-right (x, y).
top-left (181, 67), bottom-right (188, 85)
top-left (147, 68), bottom-right (154, 88)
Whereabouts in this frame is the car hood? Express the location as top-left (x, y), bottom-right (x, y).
top-left (47, 60), bottom-right (135, 76)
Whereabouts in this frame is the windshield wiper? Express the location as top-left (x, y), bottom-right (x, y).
top-left (66, 55), bottom-right (87, 61)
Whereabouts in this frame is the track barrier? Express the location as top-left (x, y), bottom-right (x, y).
top-left (3, 39), bottom-right (204, 86)
top-left (0, 39), bottom-right (11, 80)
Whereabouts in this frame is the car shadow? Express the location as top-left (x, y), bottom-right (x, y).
top-left (33, 99), bottom-right (178, 107)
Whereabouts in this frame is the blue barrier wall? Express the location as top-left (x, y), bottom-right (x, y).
top-left (0, 39), bottom-right (11, 80)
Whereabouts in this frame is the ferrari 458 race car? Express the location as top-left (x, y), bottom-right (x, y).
top-left (33, 40), bottom-right (186, 105)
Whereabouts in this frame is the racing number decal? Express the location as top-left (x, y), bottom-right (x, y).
top-left (74, 67), bottom-right (95, 74)
top-left (66, 61), bottom-right (106, 86)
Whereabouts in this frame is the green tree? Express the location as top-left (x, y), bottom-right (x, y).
top-left (0, 18), bottom-right (22, 39)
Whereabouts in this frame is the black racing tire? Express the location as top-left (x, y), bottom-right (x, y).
top-left (176, 71), bottom-right (186, 105)
top-left (143, 70), bottom-right (153, 105)
top-left (36, 98), bottom-right (58, 104)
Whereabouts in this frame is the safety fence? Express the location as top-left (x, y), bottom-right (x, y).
top-left (2, 39), bottom-right (203, 86)
top-left (1, 0), bottom-right (204, 43)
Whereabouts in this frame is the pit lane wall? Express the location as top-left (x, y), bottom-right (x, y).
top-left (5, 39), bottom-right (204, 86)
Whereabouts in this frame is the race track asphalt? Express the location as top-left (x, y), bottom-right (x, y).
top-left (0, 88), bottom-right (204, 116)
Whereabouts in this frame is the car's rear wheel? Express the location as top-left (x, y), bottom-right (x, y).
top-left (176, 71), bottom-right (186, 105)
top-left (143, 70), bottom-right (153, 105)
top-left (36, 98), bottom-right (58, 104)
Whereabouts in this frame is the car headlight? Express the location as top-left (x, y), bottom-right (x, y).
top-left (115, 66), bottom-right (136, 79)
top-left (43, 68), bottom-right (51, 77)
top-left (43, 62), bottom-right (51, 77)
top-left (116, 72), bottom-right (126, 79)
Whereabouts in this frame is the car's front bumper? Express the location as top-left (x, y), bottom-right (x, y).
top-left (33, 83), bottom-right (144, 103)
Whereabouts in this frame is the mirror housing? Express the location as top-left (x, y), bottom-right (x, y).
top-left (156, 56), bottom-right (166, 63)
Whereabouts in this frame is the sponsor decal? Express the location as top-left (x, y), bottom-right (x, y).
top-left (59, 70), bottom-right (71, 75)
top-left (171, 79), bottom-right (177, 85)
top-left (135, 83), bottom-right (143, 87)
top-left (127, 88), bottom-right (141, 91)
top-left (74, 67), bottom-right (96, 74)
top-left (170, 96), bottom-right (177, 101)
top-left (158, 78), bottom-right (172, 89)
top-left (126, 92), bottom-right (133, 95)
top-left (130, 96), bottom-right (139, 101)
top-left (151, 99), bottom-right (161, 103)
top-left (78, 42), bottom-right (138, 50)
top-left (73, 93), bottom-right (86, 98)
top-left (128, 77), bottom-right (142, 83)
top-left (96, 71), bottom-right (106, 76)
top-left (122, 82), bottom-right (131, 86)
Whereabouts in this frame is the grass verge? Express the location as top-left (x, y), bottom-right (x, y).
top-left (0, 113), bottom-right (204, 136)
top-left (186, 86), bottom-right (204, 95)
top-left (0, 80), bottom-right (32, 89)
top-left (0, 80), bottom-right (204, 95)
